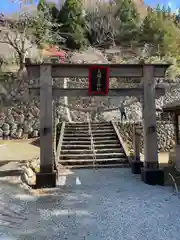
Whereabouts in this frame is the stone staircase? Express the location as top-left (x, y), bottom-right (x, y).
top-left (58, 122), bottom-right (129, 169)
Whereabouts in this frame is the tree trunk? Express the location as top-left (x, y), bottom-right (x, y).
top-left (14, 53), bottom-right (27, 94)
top-left (18, 53), bottom-right (26, 74)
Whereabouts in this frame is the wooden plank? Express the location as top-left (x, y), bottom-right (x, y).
top-left (142, 65), bottom-right (159, 168)
top-left (25, 63), bottom-right (170, 78)
top-left (163, 100), bottom-right (180, 112)
top-left (29, 87), bottom-right (165, 97)
top-left (40, 65), bottom-right (53, 172)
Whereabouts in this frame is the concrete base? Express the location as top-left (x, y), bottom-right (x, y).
top-left (131, 161), bottom-right (144, 174)
top-left (36, 171), bottom-right (57, 189)
top-left (141, 168), bottom-right (164, 186)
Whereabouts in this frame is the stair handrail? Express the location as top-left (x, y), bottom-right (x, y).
top-left (87, 112), bottom-right (96, 167)
top-left (56, 122), bottom-right (66, 163)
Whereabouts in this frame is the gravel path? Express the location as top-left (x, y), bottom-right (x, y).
top-left (0, 169), bottom-right (180, 239)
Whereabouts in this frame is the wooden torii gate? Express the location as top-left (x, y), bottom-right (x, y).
top-left (26, 62), bottom-right (170, 188)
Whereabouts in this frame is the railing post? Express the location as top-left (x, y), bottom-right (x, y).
top-left (133, 124), bottom-right (141, 160)
top-left (131, 124), bottom-right (143, 174)
top-left (87, 112), bottom-right (96, 168)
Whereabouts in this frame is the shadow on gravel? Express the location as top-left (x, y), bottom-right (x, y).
top-left (1, 169), bottom-right (180, 239)
top-left (0, 173), bottom-right (94, 239)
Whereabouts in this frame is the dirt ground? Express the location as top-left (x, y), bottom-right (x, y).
top-left (0, 139), bottom-right (40, 162)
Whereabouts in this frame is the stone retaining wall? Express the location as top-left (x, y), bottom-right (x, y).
top-left (117, 121), bottom-right (175, 153)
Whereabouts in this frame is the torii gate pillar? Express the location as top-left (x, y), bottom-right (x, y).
top-left (36, 65), bottom-right (56, 188)
top-left (141, 65), bottom-right (164, 185)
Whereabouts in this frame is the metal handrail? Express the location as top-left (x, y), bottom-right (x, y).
top-left (87, 112), bottom-right (96, 167)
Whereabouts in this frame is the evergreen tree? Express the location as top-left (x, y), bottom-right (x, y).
top-left (167, 6), bottom-right (171, 18)
top-left (161, 5), bottom-right (167, 19)
top-left (37, 0), bottom-right (48, 11)
top-left (57, 0), bottom-right (87, 49)
top-left (34, 0), bottom-right (63, 47)
top-left (175, 8), bottom-right (180, 27)
top-left (155, 4), bottom-right (162, 18)
top-left (115, 0), bottom-right (140, 45)
top-left (140, 9), bottom-right (180, 56)
top-left (37, 0), bottom-right (59, 22)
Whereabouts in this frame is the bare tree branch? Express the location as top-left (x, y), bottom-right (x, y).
top-left (0, 0), bottom-right (64, 71)
top-left (85, 2), bottom-right (117, 47)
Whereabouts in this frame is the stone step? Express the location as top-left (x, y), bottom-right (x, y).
top-left (93, 132), bottom-right (116, 137)
top-left (94, 139), bottom-right (120, 143)
top-left (61, 148), bottom-right (123, 154)
top-left (65, 125), bottom-right (112, 129)
top-left (66, 122), bottom-right (111, 125)
top-left (65, 126), bottom-right (113, 131)
top-left (94, 135), bottom-right (118, 140)
top-left (64, 129), bottom-right (114, 133)
top-left (63, 140), bottom-right (91, 144)
top-left (63, 163), bottom-right (129, 169)
top-left (60, 152), bottom-right (125, 160)
top-left (65, 122), bottom-right (112, 126)
top-left (61, 143), bottom-right (122, 149)
top-left (63, 132), bottom-right (114, 137)
top-left (62, 139), bottom-right (120, 145)
top-left (63, 135), bottom-right (117, 140)
top-left (59, 158), bottom-right (127, 163)
top-left (92, 128), bottom-right (114, 132)
top-left (65, 128), bottom-right (114, 132)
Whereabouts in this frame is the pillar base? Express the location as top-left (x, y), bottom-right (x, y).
top-left (36, 171), bottom-right (57, 189)
top-left (141, 168), bottom-right (164, 186)
top-left (131, 160), bottom-right (143, 174)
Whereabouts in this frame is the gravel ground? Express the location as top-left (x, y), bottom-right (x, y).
top-left (0, 169), bottom-right (180, 239)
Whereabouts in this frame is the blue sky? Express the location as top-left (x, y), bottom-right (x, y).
top-left (0, 0), bottom-right (180, 14)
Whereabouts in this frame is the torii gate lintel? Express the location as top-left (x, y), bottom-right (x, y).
top-left (25, 62), bottom-right (170, 189)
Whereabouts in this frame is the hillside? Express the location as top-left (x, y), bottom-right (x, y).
top-left (2, 0), bottom-right (148, 20)
top-left (132, 0), bottom-right (148, 17)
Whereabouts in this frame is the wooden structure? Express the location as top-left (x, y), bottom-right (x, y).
top-left (131, 124), bottom-right (143, 174)
top-left (26, 62), bottom-right (170, 188)
top-left (163, 101), bottom-right (180, 192)
top-left (163, 101), bottom-right (180, 166)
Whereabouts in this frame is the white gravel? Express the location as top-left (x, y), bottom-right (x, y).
top-left (0, 169), bottom-right (180, 239)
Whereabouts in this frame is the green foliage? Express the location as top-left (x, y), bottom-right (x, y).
top-left (33, 1), bottom-right (64, 47)
top-left (57, 0), bottom-right (87, 49)
top-left (32, 0), bottom-right (180, 58)
top-left (139, 8), bottom-right (180, 57)
top-left (115, 0), bottom-right (140, 45)
top-left (37, 0), bottom-right (59, 20)
top-left (2, 0), bottom-right (180, 74)
top-left (37, 0), bottom-right (47, 11)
